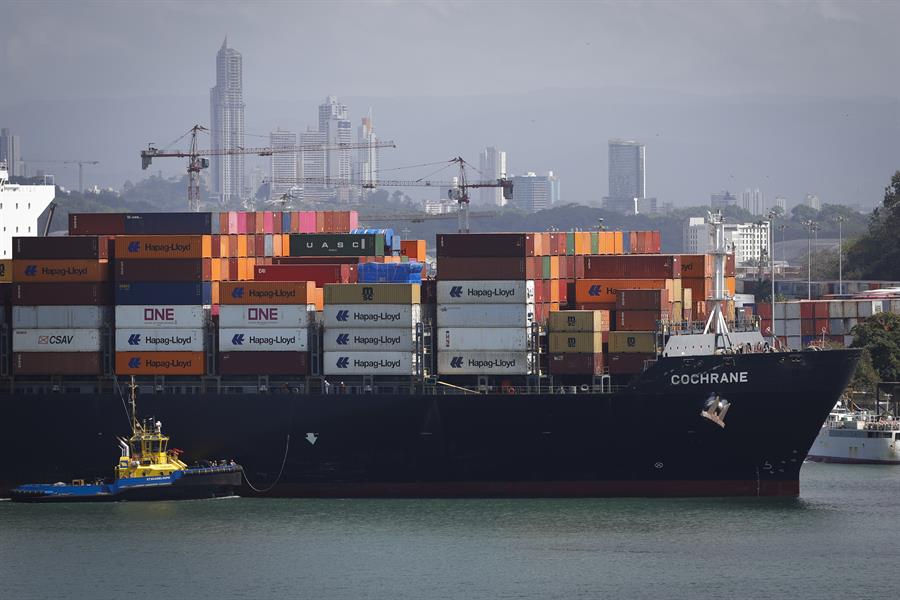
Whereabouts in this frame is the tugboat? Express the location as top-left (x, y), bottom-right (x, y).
top-left (10, 380), bottom-right (243, 502)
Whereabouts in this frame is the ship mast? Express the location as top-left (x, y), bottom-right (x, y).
top-left (128, 376), bottom-right (141, 435)
top-left (703, 211), bottom-right (734, 350)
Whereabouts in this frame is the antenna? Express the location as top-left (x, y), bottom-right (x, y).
top-left (702, 211), bottom-right (733, 350)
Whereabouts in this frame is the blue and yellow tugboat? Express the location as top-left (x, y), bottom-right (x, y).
top-left (11, 380), bottom-right (242, 503)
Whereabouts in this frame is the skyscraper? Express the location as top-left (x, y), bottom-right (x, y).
top-left (0, 128), bottom-right (22, 177)
top-left (356, 111), bottom-right (378, 200)
top-left (269, 128), bottom-right (298, 201)
top-left (209, 38), bottom-right (245, 206)
top-left (604, 139), bottom-right (647, 213)
top-left (805, 193), bottom-right (821, 211)
top-left (510, 172), bottom-right (556, 212)
top-left (710, 190), bottom-right (738, 210)
top-left (741, 188), bottom-right (765, 215)
top-left (299, 128), bottom-right (327, 203)
top-left (478, 147), bottom-right (507, 206)
top-left (319, 96), bottom-right (352, 203)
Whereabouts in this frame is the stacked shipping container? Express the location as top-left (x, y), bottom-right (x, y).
top-left (547, 310), bottom-right (608, 376)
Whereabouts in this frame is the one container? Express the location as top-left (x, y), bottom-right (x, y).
top-left (115, 351), bottom-right (205, 375)
top-left (323, 351), bottom-right (418, 375)
top-left (218, 328), bottom-right (308, 352)
top-left (607, 331), bottom-right (658, 354)
top-left (12, 282), bottom-right (112, 306)
top-left (115, 305), bottom-right (206, 328)
top-left (436, 304), bottom-right (534, 328)
top-left (324, 283), bottom-right (420, 305)
top-left (13, 236), bottom-right (109, 260)
top-left (115, 259), bottom-right (206, 282)
top-left (323, 304), bottom-right (422, 329)
top-left (12, 306), bottom-right (111, 329)
top-left (436, 327), bottom-right (529, 351)
top-left (547, 310), bottom-right (610, 333)
top-left (436, 233), bottom-right (535, 257)
top-left (548, 332), bottom-right (603, 354)
top-left (323, 328), bottom-right (416, 352)
top-left (436, 257), bottom-right (536, 280)
top-left (437, 350), bottom-right (534, 375)
top-left (14, 352), bottom-right (104, 375)
top-left (114, 235), bottom-right (207, 259)
top-left (548, 353), bottom-right (604, 376)
top-left (12, 259), bottom-right (110, 282)
top-left (218, 304), bottom-right (315, 328)
top-left (13, 328), bottom-right (102, 352)
top-left (218, 351), bottom-right (309, 375)
top-left (220, 281), bottom-right (316, 305)
top-left (288, 233), bottom-right (384, 257)
top-left (114, 329), bottom-right (204, 352)
top-left (436, 280), bottom-right (535, 304)
top-left (114, 282), bottom-right (212, 305)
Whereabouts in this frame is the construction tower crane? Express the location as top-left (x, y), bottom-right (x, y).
top-left (270, 157), bottom-right (512, 232)
top-left (25, 159), bottom-right (100, 192)
top-left (140, 124), bottom-right (396, 212)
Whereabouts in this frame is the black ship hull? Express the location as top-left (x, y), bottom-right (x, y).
top-left (0, 350), bottom-right (859, 498)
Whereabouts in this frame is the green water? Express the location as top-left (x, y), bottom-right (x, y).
top-left (3, 464), bottom-right (900, 599)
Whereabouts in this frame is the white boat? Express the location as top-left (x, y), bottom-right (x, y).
top-left (0, 160), bottom-right (56, 259)
top-left (807, 402), bottom-right (900, 464)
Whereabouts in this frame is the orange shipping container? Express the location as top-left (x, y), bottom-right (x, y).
top-left (574, 278), bottom-right (669, 304)
top-left (726, 276), bottom-right (736, 296)
top-left (211, 281), bottom-right (220, 305)
top-left (114, 235), bottom-right (209, 259)
top-left (400, 240), bottom-right (426, 262)
top-left (12, 259), bottom-right (109, 282)
top-left (220, 281), bottom-right (317, 304)
top-left (115, 352), bottom-right (205, 375)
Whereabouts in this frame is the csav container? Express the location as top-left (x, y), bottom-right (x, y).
top-left (218, 304), bottom-right (315, 328)
top-left (323, 328), bottom-right (416, 352)
top-left (114, 329), bottom-right (204, 352)
top-left (218, 328), bottom-right (308, 352)
top-left (218, 351), bottom-right (309, 375)
top-left (437, 350), bottom-right (534, 375)
top-left (436, 327), bottom-right (529, 351)
top-left (13, 328), bottom-right (102, 352)
top-left (115, 351), bottom-right (205, 375)
top-left (323, 304), bottom-right (422, 329)
top-left (14, 351), bottom-right (104, 375)
top-left (436, 280), bottom-right (535, 304)
top-left (436, 304), bottom-right (534, 328)
top-left (13, 306), bottom-right (111, 329)
top-left (115, 305), bottom-right (206, 328)
top-left (324, 283), bottom-right (420, 305)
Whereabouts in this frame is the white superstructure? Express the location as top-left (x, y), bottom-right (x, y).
top-left (808, 403), bottom-right (900, 464)
top-left (0, 161), bottom-right (55, 258)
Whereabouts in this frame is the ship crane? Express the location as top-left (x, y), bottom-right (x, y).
top-left (140, 124), bottom-right (396, 212)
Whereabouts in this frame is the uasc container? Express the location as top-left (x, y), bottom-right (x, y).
top-left (288, 233), bottom-right (384, 257)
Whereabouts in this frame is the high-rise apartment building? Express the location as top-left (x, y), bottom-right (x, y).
top-left (511, 172), bottom-right (557, 212)
top-left (684, 216), bottom-right (770, 266)
top-left (805, 193), bottom-right (821, 211)
top-left (0, 128), bottom-right (22, 177)
top-left (478, 147), bottom-right (507, 206)
top-left (710, 190), bottom-right (738, 210)
top-left (269, 128), bottom-right (298, 201)
top-left (774, 196), bottom-right (788, 213)
top-left (299, 128), bottom-right (327, 203)
top-left (741, 188), bottom-right (765, 215)
top-left (319, 96), bottom-right (352, 203)
top-left (209, 38), bottom-right (245, 206)
top-left (604, 139), bottom-right (654, 213)
top-left (356, 110), bottom-right (378, 196)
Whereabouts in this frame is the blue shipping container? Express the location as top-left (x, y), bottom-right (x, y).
top-left (115, 282), bottom-right (212, 305)
top-left (357, 262), bottom-right (423, 284)
top-left (282, 212), bottom-right (292, 233)
top-left (352, 228), bottom-right (396, 248)
top-left (124, 213), bottom-right (213, 235)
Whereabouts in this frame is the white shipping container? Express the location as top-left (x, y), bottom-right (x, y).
top-left (13, 306), bottom-right (111, 329)
top-left (13, 328), bottom-right (102, 352)
top-left (323, 328), bottom-right (415, 352)
top-left (785, 302), bottom-right (801, 320)
top-left (858, 300), bottom-right (882, 318)
top-left (891, 299), bottom-right (900, 314)
top-left (843, 301), bottom-right (858, 319)
top-left (437, 350), bottom-right (534, 375)
top-left (437, 327), bottom-right (530, 351)
top-left (828, 301), bottom-right (843, 319)
top-left (115, 305), bottom-right (206, 329)
top-left (219, 304), bottom-right (315, 328)
top-left (785, 319), bottom-right (801, 336)
top-left (436, 280), bottom-right (535, 304)
top-left (323, 305), bottom-right (422, 329)
top-left (844, 335), bottom-right (854, 347)
top-left (219, 328), bottom-right (308, 352)
top-left (437, 304), bottom-right (534, 328)
top-left (323, 351), bottom-right (418, 375)
top-left (115, 328), bottom-right (204, 352)
top-left (774, 303), bottom-right (787, 320)
top-left (787, 336), bottom-right (802, 349)
top-left (773, 319), bottom-right (787, 337)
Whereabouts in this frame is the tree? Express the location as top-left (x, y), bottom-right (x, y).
top-left (849, 348), bottom-right (880, 393)
top-left (850, 312), bottom-right (900, 382)
top-left (845, 171), bottom-right (900, 280)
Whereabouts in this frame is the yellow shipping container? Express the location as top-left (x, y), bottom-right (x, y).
top-left (0, 259), bottom-right (12, 283)
top-left (548, 310), bottom-right (610, 332)
top-left (324, 283), bottom-right (421, 305)
top-left (614, 231), bottom-right (624, 254)
top-left (549, 331), bottom-right (603, 354)
top-left (608, 331), bottom-right (658, 353)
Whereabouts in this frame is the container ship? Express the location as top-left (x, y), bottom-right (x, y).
top-left (0, 208), bottom-right (859, 497)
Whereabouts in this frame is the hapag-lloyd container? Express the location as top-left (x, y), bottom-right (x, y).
top-left (12, 282), bottom-right (112, 306)
top-left (436, 280), bottom-right (534, 304)
top-left (437, 304), bottom-right (534, 328)
top-left (14, 351), bottom-right (104, 375)
top-left (219, 304), bottom-right (315, 328)
top-left (13, 236), bottom-right (109, 259)
top-left (323, 351), bottom-right (418, 375)
top-left (437, 351), bottom-right (534, 375)
top-left (12, 259), bottom-right (110, 282)
top-left (436, 233), bottom-right (535, 257)
top-left (13, 328), bottom-right (103, 352)
top-left (114, 329), bottom-right (204, 352)
top-left (12, 306), bottom-right (111, 329)
top-left (573, 279), bottom-right (673, 304)
top-left (114, 235), bottom-right (209, 259)
top-left (218, 351), bottom-right (309, 375)
top-left (115, 351), bottom-right (205, 375)
top-left (323, 304), bottom-right (422, 329)
top-left (436, 257), bottom-right (536, 280)
top-left (323, 328), bottom-right (416, 352)
top-left (436, 327), bottom-right (530, 351)
top-left (115, 305), bottom-right (206, 328)
top-left (218, 328), bottom-right (308, 352)
top-left (220, 281), bottom-right (316, 305)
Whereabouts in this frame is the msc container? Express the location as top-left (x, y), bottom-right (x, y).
top-left (114, 328), bottom-right (204, 352)
top-left (115, 351), bottom-right (205, 375)
top-left (616, 289), bottom-right (669, 311)
top-left (548, 353), bottom-right (604, 376)
top-left (218, 351), bottom-right (309, 375)
top-left (123, 212), bottom-right (212, 235)
top-left (436, 327), bottom-right (529, 351)
top-left (436, 280), bottom-right (534, 304)
top-left (13, 328), bottom-right (102, 352)
top-left (115, 305), bottom-right (206, 328)
top-left (220, 281), bottom-right (316, 305)
top-left (323, 304), bottom-right (422, 329)
top-left (288, 233), bottom-right (384, 257)
top-left (323, 328), bottom-right (416, 352)
top-left (12, 259), bottom-right (110, 282)
top-left (218, 304), bottom-right (315, 328)
top-left (255, 264), bottom-right (357, 285)
top-left (548, 332), bottom-right (603, 354)
top-left (324, 283), bottom-right (420, 305)
top-left (436, 256), bottom-right (536, 280)
top-left (218, 328), bottom-right (308, 352)
top-left (323, 351), bottom-right (417, 375)
top-left (608, 331), bottom-right (657, 354)
top-left (606, 352), bottom-right (654, 375)
top-left (437, 350), bottom-right (534, 375)
top-left (114, 282), bottom-right (212, 305)
top-left (114, 235), bottom-right (207, 259)
top-left (14, 351), bottom-right (104, 375)
top-left (13, 236), bottom-right (109, 260)
top-left (582, 255), bottom-right (681, 279)
top-left (115, 259), bottom-right (206, 282)
top-left (68, 213), bottom-right (126, 236)
top-left (0, 259), bottom-right (10, 283)
top-left (12, 282), bottom-right (112, 306)
top-left (548, 310), bottom-right (610, 333)
top-left (12, 305), bottom-right (111, 329)
top-left (436, 304), bottom-right (534, 328)
top-left (436, 233), bottom-right (535, 257)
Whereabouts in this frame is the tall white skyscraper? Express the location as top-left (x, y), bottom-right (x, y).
top-left (356, 111), bottom-right (378, 199)
top-left (269, 128), bottom-right (298, 201)
top-left (0, 128), bottom-right (22, 177)
top-left (299, 128), bottom-right (327, 203)
top-left (209, 38), bottom-right (245, 206)
top-left (741, 188), bottom-right (765, 215)
top-left (478, 147), bottom-right (507, 206)
top-left (604, 139), bottom-right (647, 213)
top-left (510, 172), bottom-right (557, 212)
top-left (805, 193), bottom-right (821, 211)
top-left (319, 96), bottom-right (351, 203)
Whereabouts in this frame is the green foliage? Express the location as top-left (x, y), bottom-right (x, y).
top-left (850, 348), bottom-right (881, 393)
top-left (845, 171), bottom-right (900, 280)
top-left (850, 312), bottom-right (900, 382)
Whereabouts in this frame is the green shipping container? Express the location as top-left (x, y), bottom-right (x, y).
top-left (541, 256), bottom-right (551, 277)
top-left (289, 233), bottom-right (384, 257)
top-left (590, 232), bottom-right (600, 254)
top-left (566, 232), bottom-right (575, 256)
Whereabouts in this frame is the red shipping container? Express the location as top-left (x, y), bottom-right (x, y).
top-left (616, 289), bottom-right (670, 311)
top-left (436, 233), bottom-right (537, 258)
top-left (617, 310), bottom-right (669, 331)
top-left (68, 213), bottom-right (126, 236)
top-left (228, 257), bottom-right (239, 280)
top-left (255, 211), bottom-right (265, 234)
top-left (218, 352), bottom-right (309, 375)
top-left (757, 303), bottom-right (772, 318)
top-left (436, 256), bottom-right (536, 280)
top-left (800, 302), bottom-right (814, 319)
top-left (725, 254), bottom-right (736, 277)
top-left (254, 263), bottom-right (356, 284)
top-left (115, 259), bottom-right (207, 282)
top-left (548, 353), bottom-right (604, 376)
top-left (607, 352), bottom-right (655, 375)
top-left (801, 319), bottom-right (816, 336)
top-left (255, 235), bottom-right (266, 257)
top-left (558, 279), bottom-right (568, 305)
top-left (583, 255), bottom-right (680, 279)
top-left (13, 282), bottom-right (112, 305)
top-left (14, 352), bottom-right (104, 375)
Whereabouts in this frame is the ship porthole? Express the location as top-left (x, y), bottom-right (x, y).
top-left (654, 462), bottom-right (664, 469)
